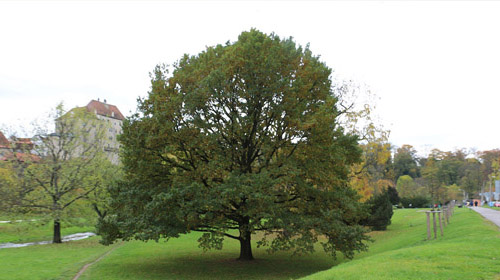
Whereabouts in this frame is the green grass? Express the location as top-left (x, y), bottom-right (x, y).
top-left (0, 237), bottom-right (118, 280)
top-left (484, 205), bottom-right (500, 211)
top-left (302, 208), bottom-right (500, 280)
top-left (1, 209), bottom-right (499, 280)
top-left (79, 233), bottom-right (337, 280)
top-left (0, 214), bottom-right (115, 280)
top-left (0, 216), bottom-right (95, 243)
top-left (80, 208), bottom-right (500, 280)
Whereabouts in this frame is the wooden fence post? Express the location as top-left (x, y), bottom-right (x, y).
top-left (426, 211), bottom-right (431, 240)
top-left (438, 211), bottom-right (443, 236)
top-left (442, 207), bottom-right (447, 227)
top-left (432, 211), bottom-right (437, 239)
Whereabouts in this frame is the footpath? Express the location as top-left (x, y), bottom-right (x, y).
top-left (471, 207), bottom-right (500, 228)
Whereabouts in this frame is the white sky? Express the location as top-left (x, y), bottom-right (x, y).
top-left (1, 1), bottom-right (500, 155)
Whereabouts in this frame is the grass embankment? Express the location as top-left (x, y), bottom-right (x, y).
top-left (80, 208), bottom-right (500, 280)
top-left (484, 205), bottom-right (500, 211)
top-left (303, 208), bottom-right (500, 280)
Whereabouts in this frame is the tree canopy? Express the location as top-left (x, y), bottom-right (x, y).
top-left (98, 29), bottom-right (369, 260)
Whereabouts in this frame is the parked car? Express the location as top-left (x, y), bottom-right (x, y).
top-left (493, 201), bottom-right (500, 207)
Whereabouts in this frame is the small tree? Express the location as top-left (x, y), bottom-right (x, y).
top-left (362, 188), bottom-right (393, 231)
top-left (15, 103), bottom-right (108, 243)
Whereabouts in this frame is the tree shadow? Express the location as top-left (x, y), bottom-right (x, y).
top-left (107, 251), bottom-right (338, 279)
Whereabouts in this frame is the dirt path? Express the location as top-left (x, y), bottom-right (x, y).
top-left (471, 207), bottom-right (500, 228)
top-left (72, 243), bottom-right (122, 280)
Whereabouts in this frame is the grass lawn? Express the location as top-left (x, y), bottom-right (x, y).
top-left (78, 233), bottom-right (337, 280)
top-left (0, 216), bottom-right (95, 243)
top-left (0, 237), bottom-right (118, 280)
top-left (79, 208), bottom-right (500, 280)
top-left (302, 208), bottom-right (500, 280)
top-left (1, 208), bottom-right (499, 280)
top-left (484, 205), bottom-right (500, 211)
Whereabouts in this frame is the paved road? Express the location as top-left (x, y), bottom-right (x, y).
top-left (471, 207), bottom-right (500, 228)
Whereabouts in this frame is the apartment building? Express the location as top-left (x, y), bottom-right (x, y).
top-left (59, 99), bottom-right (124, 164)
top-left (85, 99), bottom-right (124, 164)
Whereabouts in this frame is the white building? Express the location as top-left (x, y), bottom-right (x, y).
top-left (59, 99), bottom-right (124, 164)
top-left (84, 99), bottom-right (124, 164)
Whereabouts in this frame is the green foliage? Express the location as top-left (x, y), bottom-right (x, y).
top-left (393, 145), bottom-right (419, 180)
top-left (386, 186), bottom-right (399, 205)
top-left (460, 158), bottom-right (482, 196)
top-left (98, 29), bottom-right (368, 260)
top-left (8, 103), bottom-right (111, 243)
top-left (396, 175), bottom-right (415, 198)
top-left (399, 196), bottom-right (429, 208)
top-left (83, 159), bottom-right (123, 219)
top-left (361, 189), bottom-right (393, 230)
top-left (0, 161), bottom-right (20, 212)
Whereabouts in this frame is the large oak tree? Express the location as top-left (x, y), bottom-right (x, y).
top-left (98, 30), bottom-right (369, 260)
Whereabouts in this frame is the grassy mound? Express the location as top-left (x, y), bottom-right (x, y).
top-left (302, 208), bottom-right (500, 280)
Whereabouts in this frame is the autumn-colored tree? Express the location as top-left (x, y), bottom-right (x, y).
top-left (97, 29), bottom-right (369, 261)
top-left (337, 85), bottom-right (393, 200)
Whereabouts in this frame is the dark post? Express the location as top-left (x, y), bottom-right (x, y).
top-left (426, 212), bottom-right (431, 240)
top-left (442, 207), bottom-right (447, 227)
top-left (432, 211), bottom-right (437, 239)
top-left (438, 211), bottom-right (443, 236)
top-left (53, 219), bottom-right (62, 243)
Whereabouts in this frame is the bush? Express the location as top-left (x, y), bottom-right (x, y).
top-left (361, 189), bottom-right (393, 231)
top-left (400, 196), bottom-right (429, 208)
top-left (387, 186), bottom-right (400, 205)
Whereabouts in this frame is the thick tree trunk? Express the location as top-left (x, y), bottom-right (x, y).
top-left (238, 229), bottom-right (254, 261)
top-left (53, 219), bottom-right (62, 243)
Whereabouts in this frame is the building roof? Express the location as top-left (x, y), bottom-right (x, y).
top-left (85, 100), bottom-right (124, 120)
top-left (10, 137), bottom-right (34, 150)
top-left (0, 152), bottom-right (40, 163)
top-left (0, 131), bottom-right (10, 148)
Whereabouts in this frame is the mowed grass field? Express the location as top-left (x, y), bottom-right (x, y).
top-left (0, 218), bottom-right (94, 244)
top-left (0, 208), bottom-right (499, 280)
top-left (303, 208), bottom-right (500, 280)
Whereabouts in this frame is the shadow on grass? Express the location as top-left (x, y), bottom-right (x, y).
top-left (99, 251), bottom-right (338, 280)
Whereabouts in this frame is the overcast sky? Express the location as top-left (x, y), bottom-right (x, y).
top-left (1, 1), bottom-right (499, 155)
